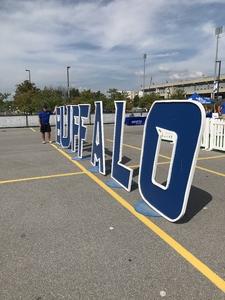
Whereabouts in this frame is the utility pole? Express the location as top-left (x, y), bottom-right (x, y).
top-left (67, 66), bottom-right (71, 98)
top-left (216, 60), bottom-right (221, 101)
top-left (25, 69), bottom-right (31, 82)
top-left (213, 26), bottom-right (223, 99)
top-left (143, 53), bottom-right (147, 96)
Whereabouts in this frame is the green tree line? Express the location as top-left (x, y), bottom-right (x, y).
top-left (0, 80), bottom-right (186, 115)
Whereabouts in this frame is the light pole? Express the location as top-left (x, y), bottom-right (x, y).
top-left (67, 66), bottom-right (71, 98)
top-left (214, 27), bottom-right (223, 78)
top-left (25, 69), bottom-right (31, 82)
top-left (216, 60), bottom-right (221, 101)
top-left (213, 26), bottom-right (223, 99)
top-left (143, 53), bottom-right (147, 96)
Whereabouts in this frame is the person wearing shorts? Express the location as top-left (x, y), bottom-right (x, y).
top-left (38, 105), bottom-right (54, 144)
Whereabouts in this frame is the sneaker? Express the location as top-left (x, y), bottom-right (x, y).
top-left (42, 141), bottom-right (46, 144)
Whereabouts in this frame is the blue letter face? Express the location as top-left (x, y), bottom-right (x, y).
top-left (78, 104), bottom-right (90, 158)
top-left (70, 105), bottom-right (79, 153)
top-left (111, 101), bottom-right (133, 191)
top-left (139, 100), bottom-right (205, 222)
top-left (91, 101), bottom-right (106, 175)
top-left (56, 107), bottom-right (61, 144)
top-left (60, 105), bottom-right (71, 148)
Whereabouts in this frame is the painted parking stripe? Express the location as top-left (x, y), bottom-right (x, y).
top-left (0, 171), bottom-right (85, 185)
top-left (106, 139), bottom-right (171, 160)
top-left (51, 143), bottom-right (225, 293)
top-left (106, 139), bottom-right (225, 161)
top-left (129, 161), bottom-right (170, 169)
top-left (107, 139), bottom-right (225, 178)
top-left (196, 166), bottom-right (225, 177)
top-left (197, 154), bottom-right (225, 161)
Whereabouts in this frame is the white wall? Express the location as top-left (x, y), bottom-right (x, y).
top-left (0, 112), bottom-right (148, 128)
top-left (0, 116), bottom-right (27, 127)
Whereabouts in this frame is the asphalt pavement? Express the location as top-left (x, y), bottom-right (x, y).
top-left (0, 125), bottom-right (225, 299)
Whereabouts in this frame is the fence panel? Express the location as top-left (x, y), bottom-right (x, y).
top-left (209, 119), bottom-right (225, 151)
top-left (201, 118), bottom-right (210, 149)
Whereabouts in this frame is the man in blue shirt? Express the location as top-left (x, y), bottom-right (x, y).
top-left (38, 105), bottom-right (54, 144)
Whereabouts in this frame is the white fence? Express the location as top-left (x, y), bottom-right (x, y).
top-left (201, 118), bottom-right (210, 149)
top-left (161, 118), bottom-right (225, 152)
top-left (208, 119), bottom-right (225, 151)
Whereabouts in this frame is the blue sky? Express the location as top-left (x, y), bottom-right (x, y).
top-left (0, 0), bottom-right (225, 93)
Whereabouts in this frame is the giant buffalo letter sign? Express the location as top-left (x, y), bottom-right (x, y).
top-left (91, 101), bottom-right (106, 175)
top-left (60, 105), bottom-right (71, 148)
top-left (78, 104), bottom-right (90, 158)
top-left (70, 105), bottom-right (79, 153)
top-left (111, 101), bottom-right (133, 191)
top-left (139, 100), bottom-right (205, 222)
top-left (56, 106), bottom-right (61, 144)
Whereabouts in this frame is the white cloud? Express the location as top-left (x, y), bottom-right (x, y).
top-left (0, 0), bottom-right (224, 92)
top-left (170, 71), bottom-right (203, 80)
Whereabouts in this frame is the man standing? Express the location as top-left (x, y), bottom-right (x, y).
top-left (38, 105), bottom-right (54, 144)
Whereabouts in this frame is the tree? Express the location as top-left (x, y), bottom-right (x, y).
top-left (78, 89), bottom-right (94, 111)
top-left (14, 80), bottom-right (39, 114)
top-left (107, 88), bottom-right (128, 101)
top-left (70, 88), bottom-right (80, 98)
top-left (139, 93), bottom-right (161, 110)
top-left (13, 81), bottom-right (65, 114)
top-left (0, 92), bottom-right (10, 102)
top-left (32, 87), bottom-right (64, 112)
top-left (133, 95), bottom-right (140, 107)
top-left (0, 92), bottom-right (12, 114)
top-left (170, 88), bottom-right (186, 99)
top-left (0, 93), bottom-right (8, 109)
top-left (106, 88), bottom-right (131, 112)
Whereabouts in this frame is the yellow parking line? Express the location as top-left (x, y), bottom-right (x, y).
top-left (106, 139), bottom-right (225, 161)
top-left (129, 164), bottom-right (139, 168)
top-left (129, 161), bottom-right (170, 169)
top-left (106, 139), bottom-right (170, 160)
top-left (30, 128), bottom-right (36, 132)
top-left (108, 139), bottom-right (142, 151)
top-left (197, 154), bottom-right (225, 161)
top-left (0, 171), bottom-right (85, 185)
top-left (107, 139), bottom-right (225, 178)
top-left (157, 161), bottom-right (171, 165)
top-left (196, 166), bottom-right (225, 177)
top-left (51, 143), bottom-right (225, 293)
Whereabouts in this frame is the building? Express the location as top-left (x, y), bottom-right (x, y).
top-left (143, 74), bottom-right (225, 99)
top-left (118, 90), bottom-right (139, 100)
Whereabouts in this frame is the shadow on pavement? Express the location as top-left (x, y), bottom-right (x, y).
top-left (177, 186), bottom-right (212, 223)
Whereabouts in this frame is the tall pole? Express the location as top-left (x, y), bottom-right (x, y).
top-left (25, 69), bottom-right (31, 82)
top-left (143, 53), bottom-right (147, 96)
top-left (67, 66), bottom-right (71, 98)
top-left (214, 34), bottom-right (220, 79)
top-left (213, 26), bottom-right (223, 100)
top-left (216, 60), bottom-right (221, 101)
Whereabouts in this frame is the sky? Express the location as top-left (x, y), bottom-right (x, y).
top-left (0, 0), bottom-right (225, 94)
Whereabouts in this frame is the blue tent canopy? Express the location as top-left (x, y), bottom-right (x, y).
top-left (188, 93), bottom-right (214, 104)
